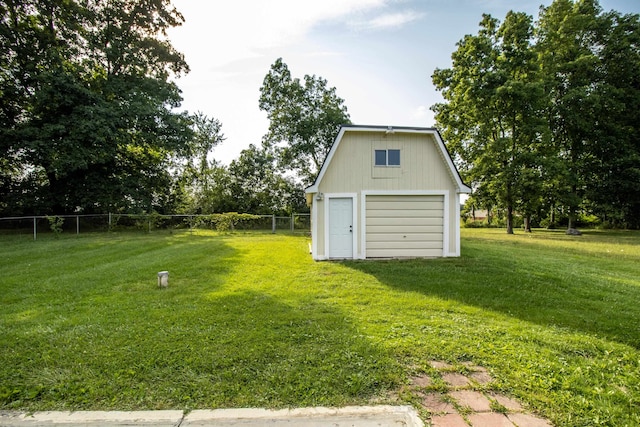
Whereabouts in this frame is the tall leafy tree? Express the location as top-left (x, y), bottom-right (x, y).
top-left (259, 58), bottom-right (351, 185)
top-left (433, 12), bottom-right (547, 233)
top-left (226, 145), bottom-right (305, 215)
top-left (584, 10), bottom-right (640, 227)
top-left (171, 112), bottom-right (225, 214)
top-left (177, 165), bottom-right (236, 214)
top-left (0, 0), bottom-right (193, 215)
top-left (434, 0), bottom-right (640, 231)
top-left (0, 0), bottom-right (90, 213)
top-left (497, 12), bottom-right (550, 232)
top-left (536, 0), bottom-right (603, 230)
top-left (177, 145), bottom-right (306, 216)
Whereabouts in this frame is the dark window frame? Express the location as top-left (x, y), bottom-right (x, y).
top-left (374, 149), bottom-right (401, 167)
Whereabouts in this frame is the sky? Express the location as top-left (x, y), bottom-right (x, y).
top-left (167, 0), bottom-right (639, 165)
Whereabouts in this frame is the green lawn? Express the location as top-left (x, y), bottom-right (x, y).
top-left (0, 229), bottom-right (639, 426)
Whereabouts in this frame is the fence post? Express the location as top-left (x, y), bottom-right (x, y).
top-left (76, 215), bottom-right (80, 235)
top-left (291, 213), bottom-right (294, 232)
top-left (272, 214), bottom-right (276, 234)
top-left (108, 212), bottom-right (112, 231)
top-left (33, 217), bottom-right (36, 241)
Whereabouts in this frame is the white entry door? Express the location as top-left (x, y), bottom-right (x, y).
top-left (328, 197), bottom-right (353, 259)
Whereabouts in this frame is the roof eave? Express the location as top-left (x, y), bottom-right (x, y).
top-left (306, 124), bottom-right (472, 194)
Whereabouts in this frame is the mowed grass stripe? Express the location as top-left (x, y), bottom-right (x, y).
top-left (1, 229), bottom-right (639, 426)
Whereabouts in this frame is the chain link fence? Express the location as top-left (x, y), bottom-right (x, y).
top-left (0, 213), bottom-right (310, 240)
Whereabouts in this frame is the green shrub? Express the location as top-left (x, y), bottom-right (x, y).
top-left (194, 213), bottom-right (261, 232)
top-left (539, 218), bottom-right (557, 229)
top-left (46, 216), bottom-right (64, 237)
top-left (577, 213), bottom-right (601, 228)
top-left (463, 218), bottom-right (485, 228)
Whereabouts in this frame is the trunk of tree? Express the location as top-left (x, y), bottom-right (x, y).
top-left (568, 212), bottom-right (575, 230)
top-left (568, 185), bottom-right (578, 231)
top-left (506, 204), bottom-right (514, 234)
top-left (506, 178), bottom-right (514, 234)
top-left (524, 215), bottom-right (532, 232)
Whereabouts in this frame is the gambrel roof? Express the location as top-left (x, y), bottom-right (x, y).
top-left (305, 124), bottom-right (471, 194)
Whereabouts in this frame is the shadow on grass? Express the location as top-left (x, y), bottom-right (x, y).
top-left (343, 235), bottom-right (640, 350)
top-left (0, 289), bottom-right (399, 410)
top-left (0, 232), bottom-right (400, 410)
top-left (0, 231), bottom-right (238, 409)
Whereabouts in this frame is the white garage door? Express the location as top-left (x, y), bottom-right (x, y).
top-left (365, 195), bottom-right (444, 258)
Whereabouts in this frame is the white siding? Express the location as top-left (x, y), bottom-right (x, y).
top-left (365, 195), bottom-right (444, 258)
top-left (318, 132), bottom-right (456, 193)
top-left (309, 127), bottom-right (468, 259)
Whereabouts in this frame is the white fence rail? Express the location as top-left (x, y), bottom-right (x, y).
top-left (0, 213), bottom-right (310, 240)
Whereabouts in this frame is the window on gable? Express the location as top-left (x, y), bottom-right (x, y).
top-left (388, 149), bottom-right (400, 166)
top-left (374, 149), bottom-right (400, 166)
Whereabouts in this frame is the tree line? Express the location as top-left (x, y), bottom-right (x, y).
top-left (179, 57), bottom-right (350, 216)
top-left (2, 0), bottom-right (637, 230)
top-left (432, 0), bottom-right (640, 231)
top-left (0, 2), bottom-right (309, 217)
top-left (1, 0), bottom-right (192, 215)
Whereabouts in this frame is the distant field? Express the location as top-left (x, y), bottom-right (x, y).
top-left (1, 229), bottom-right (638, 426)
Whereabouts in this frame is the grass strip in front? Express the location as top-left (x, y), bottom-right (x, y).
top-left (1, 229), bottom-right (639, 426)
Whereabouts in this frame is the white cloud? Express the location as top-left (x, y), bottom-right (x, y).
top-left (349, 10), bottom-right (425, 31)
top-left (412, 105), bottom-right (429, 119)
top-left (169, 0), bottom-right (389, 69)
top-left (166, 0), bottom-right (429, 164)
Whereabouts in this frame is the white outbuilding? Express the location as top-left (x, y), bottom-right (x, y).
top-left (305, 125), bottom-right (471, 260)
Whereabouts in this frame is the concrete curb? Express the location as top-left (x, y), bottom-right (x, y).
top-left (1, 405), bottom-right (424, 426)
top-left (0, 410), bottom-right (183, 426)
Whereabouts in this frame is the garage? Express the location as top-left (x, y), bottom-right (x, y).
top-left (305, 125), bottom-right (470, 260)
top-left (365, 194), bottom-right (445, 258)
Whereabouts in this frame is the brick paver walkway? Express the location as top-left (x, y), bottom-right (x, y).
top-left (410, 361), bottom-right (554, 427)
